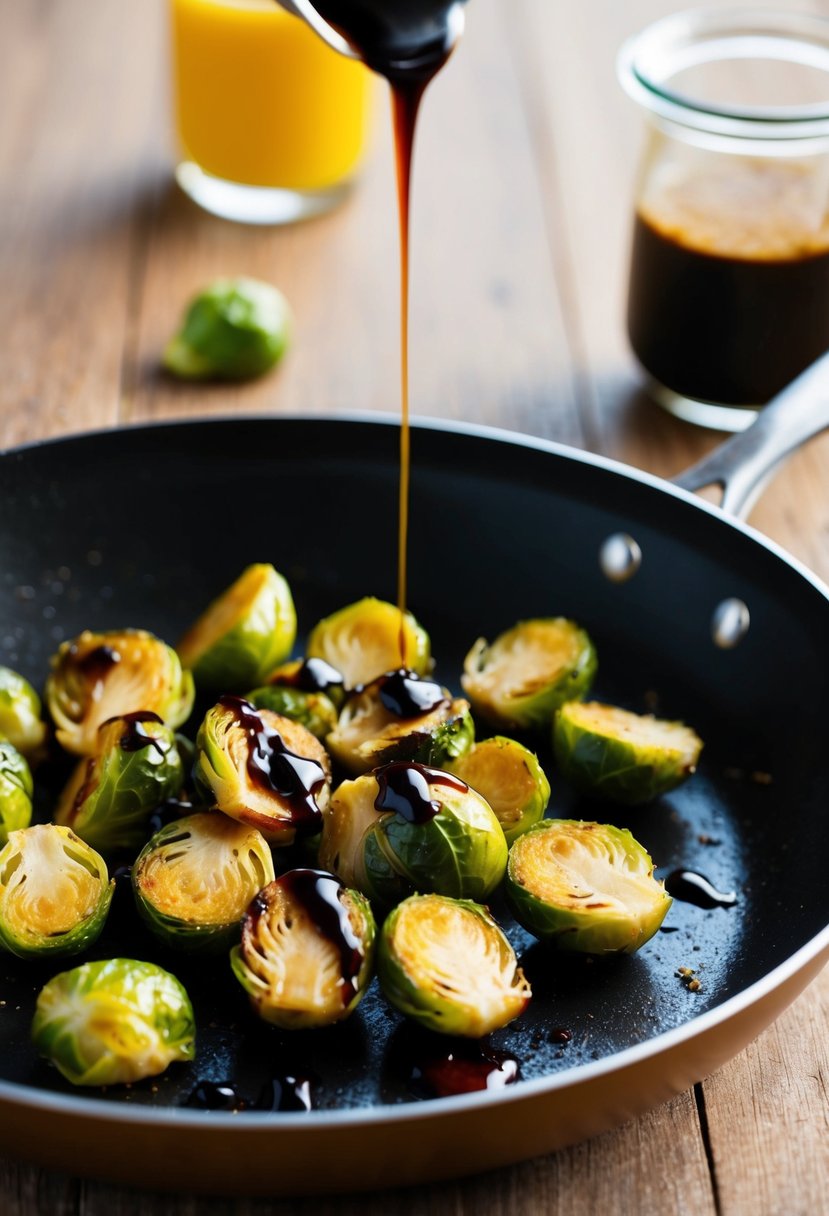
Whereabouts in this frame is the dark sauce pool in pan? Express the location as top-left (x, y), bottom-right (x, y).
top-left (665, 869), bottom-right (737, 910)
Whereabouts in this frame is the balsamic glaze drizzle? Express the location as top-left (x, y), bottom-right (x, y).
top-left (665, 869), bottom-right (737, 910)
top-left (218, 695), bottom-right (326, 834)
top-left (377, 668), bottom-right (447, 718)
top-left (374, 760), bottom-right (468, 824)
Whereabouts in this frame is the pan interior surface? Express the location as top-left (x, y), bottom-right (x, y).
top-left (0, 417), bottom-right (826, 1119)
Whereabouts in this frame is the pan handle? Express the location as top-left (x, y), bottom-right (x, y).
top-left (671, 351), bottom-right (829, 518)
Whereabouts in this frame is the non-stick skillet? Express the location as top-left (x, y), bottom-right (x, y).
top-left (0, 361), bottom-right (828, 1196)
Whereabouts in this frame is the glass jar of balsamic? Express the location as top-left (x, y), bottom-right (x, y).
top-left (619, 10), bottom-right (829, 431)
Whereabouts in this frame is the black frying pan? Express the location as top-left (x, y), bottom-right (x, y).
top-left (0, 395), bottom-right (827, 1195)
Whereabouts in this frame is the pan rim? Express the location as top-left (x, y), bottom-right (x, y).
top-left (3, 408), bottom-right (828, 605)
top-left (1, 412), bottom-right (827, 1129)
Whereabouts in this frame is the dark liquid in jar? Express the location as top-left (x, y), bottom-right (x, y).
top-left (628, 205), bottom-right (829, 408)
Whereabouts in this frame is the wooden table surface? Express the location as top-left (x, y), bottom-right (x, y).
top-left (2, 0), bottom-right (829, 1211)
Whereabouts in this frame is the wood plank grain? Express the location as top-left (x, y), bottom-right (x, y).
top-left (123, 0), bottom-right (585, 444)
top-left (0, 0), bottom-right (166, 448)
top-left (0, 1090), bottom-right (714, 1216)
top-left (701, 968), bottom-right (829, 1216)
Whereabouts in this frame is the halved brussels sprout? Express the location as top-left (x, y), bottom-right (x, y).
top-left (0, 739), bottom-right (33, 845)
top-left (462, 618), bottom-right (597, 732)
top-left (230, 869), bottom-right (376, 1029)
top-left (133, 812), bottom-right (275, 952)
top-left (448, 736), bottom-right (550, 845)
top-left (319, 762), bottom-right (508, 905)
top-left (553, 701), bottom-right (704, 805)
top-left (0, 824), bottom-right (113, 958)
top-left (306, 598), bottom-right (430, 688)
top-left (163, 276), bottom-right (291, 381)
top-left (177, 564), bottom-right (296, 690)
top-left (0, 666), bottom-right (47, 760)
top-left (247, 685), bottom-right (338, 743)
top-left (505, 819), bottom-right (671, 953)
top-left (194, 697), bottom-right (331, 846)
top-left (46, 629), bottom-right (195, 756)
top-left (264, 657), bottom-right (346, 709)
top-left (377, 894), bottom-right (531, 1037)
top-left (32, 958), bottom-right (195, 1086)
top-left (55, 713), bottom-right (185, 853)
top-left (327, 670), bottom-right (473, 776)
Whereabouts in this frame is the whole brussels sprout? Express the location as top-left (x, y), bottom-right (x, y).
top-left (177, 563), bottom-right (296, 691)
top-left (133, 812), bottom-right (275, 952)
top-left (319, 762), bottom-right (508, 906)
top-left (448, 736), bottom-right (550, 845)
top-left (306, 598), bottom-right (431, 689)
top-left (46, 629), bottom-right (195, 756)
top-left (0, 824), bottom-right (113, 958)
top-left (553, 701), bottom-right (703, 805)
top-left (246, 684), bottom-right (338, 743)
top-left (505, 819), bottom-right (672, 953)
top-left (32, 958), bottom-right (195, 1086)
top-left (328, 670), bottom-right (473, 777)
top-left (378, 894), bottom-right (531, 1037)
top-left (55, 712), bottom-right (185, 853)
top-left (230, 869), bottom-right (376, 1030)
top-left (0, 739), bottom-right (33, 845)
top-left (163, 276), bottom-right (291, 380)
top-left (194, 696), bottom-right (331, 846)
top-left (0, 666), bottom-right (47, 760)
top-left (462, 618), bottom-right (597, 732)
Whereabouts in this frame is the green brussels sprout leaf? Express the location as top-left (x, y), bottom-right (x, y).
top-left (0, 739), bottom-right (33, 845)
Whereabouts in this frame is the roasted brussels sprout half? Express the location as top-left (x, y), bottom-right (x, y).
top-left (46, 629), bottom-right (195, 756)
top-left (448, 736), bottom-right (550, 845)
top-left (462, 618), bottom-right (597, 732)
top-left (553, 701), bottom-right (703, 805)
top-left (319, 762), bottom-right (508, 905)
top-left (177, 563), bottom-right (296, 690)
top-left (32, 958), bottom-right (196, 1086)
top-left (378, 894), bottom-right (531, 1037)
top-left (505, 819), bottom-right (671, 953)
top-left (327, 670), bottom-right (473, 776)
top-left (133, 812), bottom-right (275, 952)
top-left (163, 276), bottom-right (291, 380)
top-left (0, 739), bottom-right (33, 845)
top-left (247, 684), bottom-right (338, 743)
top-left (0, 824), bottom-right (113, 958)
top-left (55, 713), bottom-right (185, 853)
top-left (230, 869), bottom-right (376, 1029)
top-left (0, 666), bottom-right (47, 760)
top-left (306, 597), bottom-right (430, 688)
top-left (264, 656), bottom-right (346, 709)
top-left (194, 696), bottom-right (331, 846)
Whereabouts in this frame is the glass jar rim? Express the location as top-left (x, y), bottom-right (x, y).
top-left (618, 8), bottom-right (829, 139)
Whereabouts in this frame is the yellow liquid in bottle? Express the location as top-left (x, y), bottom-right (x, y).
top-left (171, 0), bottom-right (374, 192)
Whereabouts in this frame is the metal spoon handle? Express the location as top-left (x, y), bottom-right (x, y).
top-left (672, 351), bottom-right (829, 518)
top-left (272, 0), bottom-right (358, 58)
